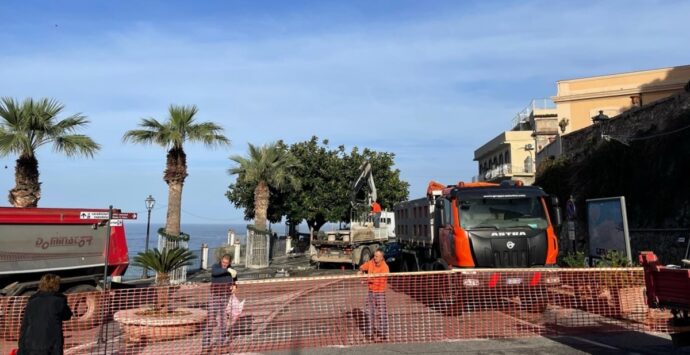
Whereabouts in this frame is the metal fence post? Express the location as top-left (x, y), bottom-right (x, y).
top-left (201, 243), bottom-right (208, 270)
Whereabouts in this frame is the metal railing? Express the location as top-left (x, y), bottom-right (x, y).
top-left (474, 164), bottom-right (535, 182)
top-left (511, 98), bottom-right (556, 129)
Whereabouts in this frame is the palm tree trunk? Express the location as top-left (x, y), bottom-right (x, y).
top-left (156, 272), bottom-right (170, 312)
top-left (9, 154), bottom-right (41, 208)
top-left (164, 148), bottom-right (188, 237)
top-left (165, 182), bottom-right (183, 237)
top-left (254, 181), bottom-right (269, 230)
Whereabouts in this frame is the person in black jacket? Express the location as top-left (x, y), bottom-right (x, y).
top-left (18, 274), bottom-right (73, 355)
top-left (202, 254), bottom-right (238, 353)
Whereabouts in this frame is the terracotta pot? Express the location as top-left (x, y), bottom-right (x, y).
top-left (113, 307), bottom-right (207, 343)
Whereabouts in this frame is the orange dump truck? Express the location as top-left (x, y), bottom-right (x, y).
top-left (393, 180), bottom-right (561, 310)
top-left (394, 180), bottom-right (560, 270)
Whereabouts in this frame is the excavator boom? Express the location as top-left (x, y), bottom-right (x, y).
top-left (350, 161), bottom-right (377, 207)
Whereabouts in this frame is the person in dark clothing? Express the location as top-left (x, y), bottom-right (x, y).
top-left (18, 274), bottom-right (73, 355)
top-left (202, 254), bottom-right (238, 353)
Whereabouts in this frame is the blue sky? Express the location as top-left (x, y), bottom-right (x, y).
top-left (1, 0), bottom-right (689, 225)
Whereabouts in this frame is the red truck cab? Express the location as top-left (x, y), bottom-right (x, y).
top-left (0, 207), bottom-right (129, 294)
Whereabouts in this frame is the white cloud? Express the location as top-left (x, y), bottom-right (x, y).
top-left (1, 0), bottom-right (689, 223)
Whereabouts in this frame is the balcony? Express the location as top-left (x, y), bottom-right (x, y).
top-left (511, 99), bottom-right (556, 130)
top-left (474, 163), bottom-right (535, 182)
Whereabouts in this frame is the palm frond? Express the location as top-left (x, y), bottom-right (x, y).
top-left (132, 247), bottom-right (196, 275)
top-left (228, 142), bottom-right (302, 191)
top-left (0, 97), bottom-right (98, 158)
top-left (52, 135), bottom-right (101, 158)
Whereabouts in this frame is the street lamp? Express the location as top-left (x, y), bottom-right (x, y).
top-left (142, 194), bottom-right (156, 279)
top-left (591, 110), bottom-right (610, 124)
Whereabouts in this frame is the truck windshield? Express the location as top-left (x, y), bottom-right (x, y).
top-left (458, 196), bottom-right (548, 230)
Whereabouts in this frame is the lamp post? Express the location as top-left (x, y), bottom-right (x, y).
top-left (591, 110), bottom-right (610, 124)
top-left (142, 194), bottom-right (156, 279)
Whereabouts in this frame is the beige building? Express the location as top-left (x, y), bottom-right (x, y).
top-left (553, 64), bottom-right (690, 134)
top-left (473, 99), bottom-right (557, 185)
top-left (474, 64), bottom-right (690, 182)
top-left (473, 131), bottom-right (536, 185)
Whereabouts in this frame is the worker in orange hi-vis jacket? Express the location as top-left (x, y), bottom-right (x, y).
top-left (370, 200), bottom-right (382, 228)
top-left (358, 248), bottom-right (389, 341)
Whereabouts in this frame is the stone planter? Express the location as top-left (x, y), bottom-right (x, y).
top-left (113, 307), bottom-right (207, 343)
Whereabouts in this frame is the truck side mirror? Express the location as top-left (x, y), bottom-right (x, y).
top-left (550, 196), bottom-right (562, 227)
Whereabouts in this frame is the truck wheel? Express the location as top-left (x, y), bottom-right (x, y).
top-left (359, 248), bottom-right (372, 266)
top-left (429, 261), bottom-right (457, 313)
top-left (64, 284), bottom-right (104, 331)
top-left (401, 254), bottom-right (419, 272)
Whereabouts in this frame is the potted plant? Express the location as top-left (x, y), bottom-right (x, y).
top-left (595, 250), bottom-right (646, 318)
top-left (113, 247), bottom-right (206, 343)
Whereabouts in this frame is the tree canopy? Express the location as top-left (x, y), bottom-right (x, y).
top-left (226, 136), bottom-right (409, 232)
top-left (123, 104), bottom-right (230, 237)
top-left (0, 97), bottom-right (100, 207)
top-left (228, 142), bottom-right (301, 230)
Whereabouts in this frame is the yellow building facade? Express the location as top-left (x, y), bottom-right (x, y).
top-left (474, 64), bottom-right (690, 183)
top-left (473, 130), bottom-right (537, 185)
top-left (553, 65), bottom-right (690, 133)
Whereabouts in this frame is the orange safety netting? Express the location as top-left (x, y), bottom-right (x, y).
top-left (0, 268), bottom-right (676, 354)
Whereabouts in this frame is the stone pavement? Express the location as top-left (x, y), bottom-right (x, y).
top-left (262, 332), bottom-right (690, 355)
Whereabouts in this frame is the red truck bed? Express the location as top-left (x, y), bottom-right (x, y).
top-left (640, 251), bottom-right (690, 311)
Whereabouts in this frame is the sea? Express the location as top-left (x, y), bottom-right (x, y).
top-left (122, 223), bottom-right (251, 280)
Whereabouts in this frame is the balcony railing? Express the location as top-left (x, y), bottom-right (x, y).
top-left (511, 98), bottom-right (556, 129)
top-left (474, 163), bottom-right (534, 182)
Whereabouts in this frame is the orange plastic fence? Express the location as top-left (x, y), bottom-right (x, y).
top-left (0, 268), bottom-right (674, 354)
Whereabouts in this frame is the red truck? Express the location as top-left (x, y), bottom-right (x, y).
top-left (0, 207), bottom-right (130, 338)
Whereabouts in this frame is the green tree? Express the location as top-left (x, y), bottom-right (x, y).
top-left (0, 97), bottom-right (100, 207)
top-left (283, 137), bottom-right (347, 232)
top-left (340, 146), bottom-right (409, 222)
top-left (226, 137), bottom-right (410, 233)
top-left (228, 142), bottom-right (301, 230)
top-left (123, 105), bottom-right (229, 237)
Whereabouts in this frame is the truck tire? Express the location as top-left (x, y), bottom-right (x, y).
top-left (431, 260), bottom-right (463, 315)
top-left (401, 254), bottom-right (419, 272)
top-left (359, 248), bottom-right (372, 267)
top-left (64, 284), bottom-right (104, 331)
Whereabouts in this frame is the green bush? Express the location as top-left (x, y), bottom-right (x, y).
top-left (561, 251), bottom-right (587, 267)
top-left (595, 250), bottom-right (634, 267)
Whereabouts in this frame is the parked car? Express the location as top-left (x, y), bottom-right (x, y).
top-left (382, 241), bottom-right (402, 272)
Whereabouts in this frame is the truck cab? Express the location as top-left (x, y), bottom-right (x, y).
top-left (437, 181), bottom-right (559, 268)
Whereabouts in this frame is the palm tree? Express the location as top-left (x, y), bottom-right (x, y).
top-left (123, 105), bottom-right (229, 237)
top-left (132, 247), bottom-right (197, 286)
top-left (0, 97), bottom-right (100, 207)
top-left (229, 142), bottom-right (300, 230)
top-left (132, 247), bottom-right (196, 312)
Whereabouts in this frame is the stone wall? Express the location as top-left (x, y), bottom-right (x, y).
top-left (629, 229), bottom-right (689, 265)
top-left (562, 89), bottom-right (690, 159)
top-left (538, 81), bottom-right (690, 263)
